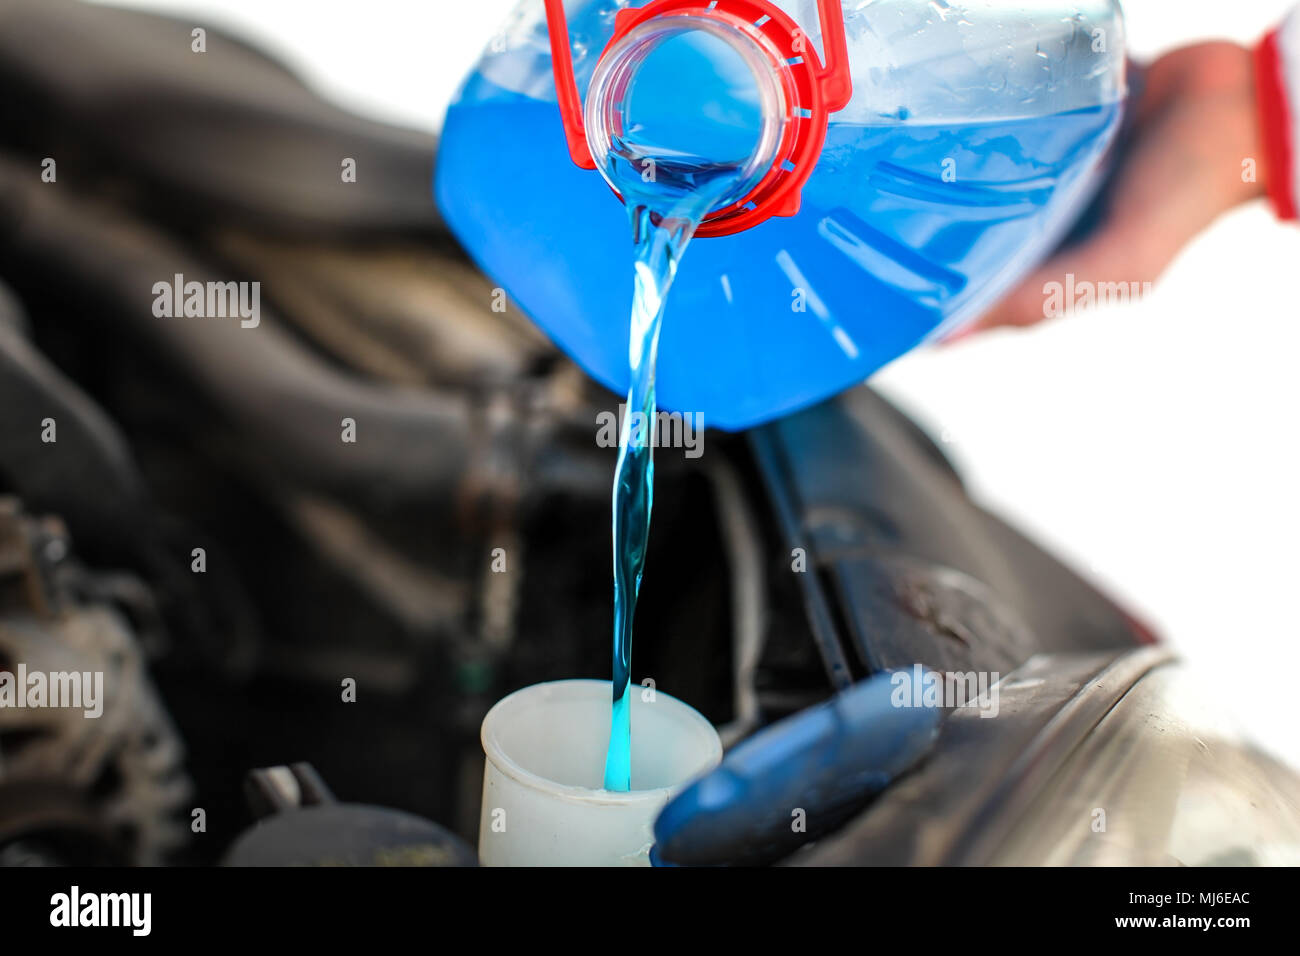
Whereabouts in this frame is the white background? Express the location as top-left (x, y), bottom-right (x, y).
top-left (97, 1), bottom-right (1300, 767)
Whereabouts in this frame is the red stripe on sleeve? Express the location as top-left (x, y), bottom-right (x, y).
top-left (1256, 30), bottom-right (1298, 221)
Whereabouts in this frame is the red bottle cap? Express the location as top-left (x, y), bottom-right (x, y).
top-left (543, 0), bottom-right (852, 237)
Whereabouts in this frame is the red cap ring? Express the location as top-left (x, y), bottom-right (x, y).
top-left (544, 0), bottom-right (853, 237)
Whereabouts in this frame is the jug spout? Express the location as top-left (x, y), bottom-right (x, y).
top-left (543, 0), bottom-right (853, 236)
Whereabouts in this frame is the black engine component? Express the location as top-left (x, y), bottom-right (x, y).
top-left (0, 498), bottom-right (189, 865)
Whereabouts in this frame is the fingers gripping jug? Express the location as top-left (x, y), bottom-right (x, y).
top-left (437, 0), bottom-right (1127, 430)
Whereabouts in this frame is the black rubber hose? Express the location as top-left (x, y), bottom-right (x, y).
top-left (0, 157), bottom-right (478, 505)
top-left (0, 280), bottom-right (152, 549)
top-left (0, 0), bottom-right (444, 240)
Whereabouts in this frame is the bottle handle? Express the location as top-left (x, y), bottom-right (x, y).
top-left (543, 0), bottom-right (597, 169)
top-left (813, 0), bottom-right (853, 112)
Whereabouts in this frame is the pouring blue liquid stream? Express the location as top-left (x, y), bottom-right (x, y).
top-left (603, 205), bottom-right (679, 792)
top-left (599, 28), bottom-right (774, 790)
top-left (604, 170), bottom-right (755, 791)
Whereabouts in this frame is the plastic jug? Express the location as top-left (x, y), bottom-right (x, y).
top-left (437, 0), bottom-right (1127, 430)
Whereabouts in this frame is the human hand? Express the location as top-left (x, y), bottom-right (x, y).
top-left (958, 42), bottom-right (1266, 337)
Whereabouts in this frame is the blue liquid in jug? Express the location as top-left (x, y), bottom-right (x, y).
top-left (439, 84), bottom-right (1118, 429)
